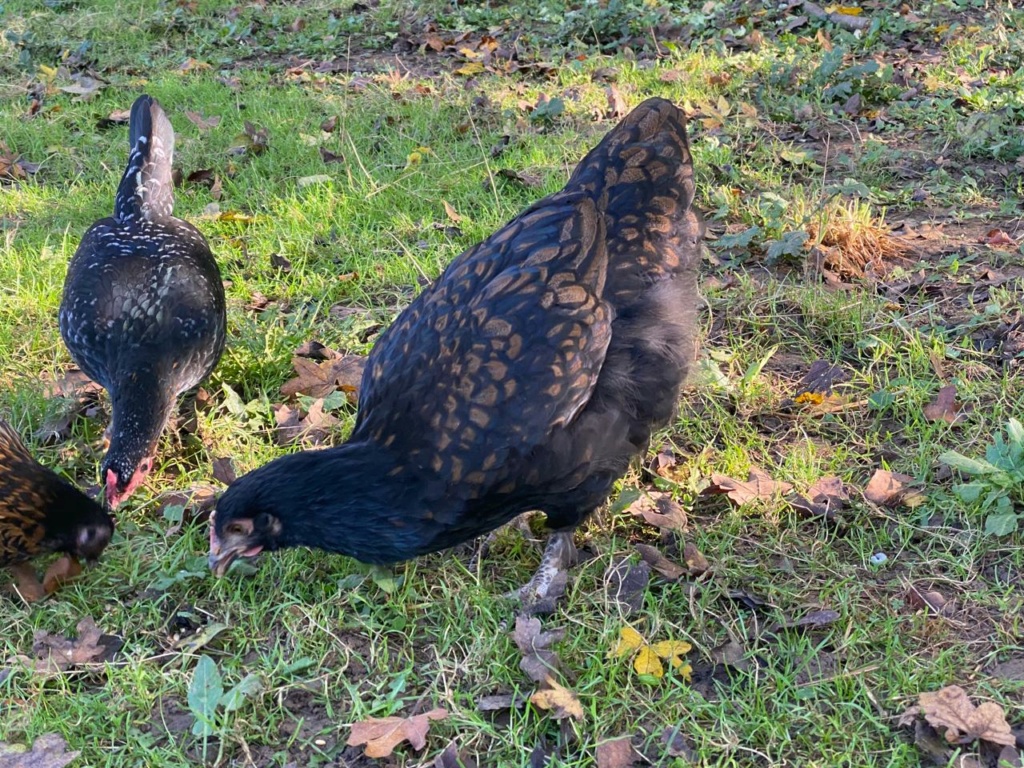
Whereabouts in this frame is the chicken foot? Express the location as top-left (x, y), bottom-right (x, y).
top-left (507, 530), bottom-right (578, 606)
top-left (467, 513), bottom-right (538, 571)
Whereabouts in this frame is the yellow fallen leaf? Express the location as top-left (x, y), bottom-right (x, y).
top-left (651, 640), bottom-right (693, 659)
top-left (38, 64), bottom-right (58, 80)
top-left (405, 151), bottom-right (423, 167)
top-left (634, 646), bottom-right (664, 678)
top-left (902, 490), bottom-right (928, 508)
top-left (457, 47), bottom-right (482, 60)
top-left (530, 678), bottom-right (584, 720)
top-left (824, 4), bottom-right (863, 13)
top-left (217, 211), bottom-right (256, 223)
top-left (795, 391), bottom-right (824, 405)
top-left (454, 62), bottom-right (485, 76)
top-left (610, 626), bottom-right (646, 658)
top-left (673, 660), bottom-right (694, 681)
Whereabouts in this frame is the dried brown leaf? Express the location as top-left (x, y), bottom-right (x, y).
top-left (512, 615), bottom-right (565, 684)
top-left (184, 111), bottom-right (221, 130)
top-left (320, 115), bottom-right (339, 133)
top-left (923, 384), bottom-right (964, 424)
top-left (0, 733), bottom-right (80, 767)
top-left (496, 168), bottom-right (542, 188)
top-left (625, 492), bottom-right (687, 531)
top-left (984, 229), bottom-right (1018, 248)
top-left (906, 585), bottom-right (949, 614)
top-left (682, 542), bottom-right (709, 575)
top-left (41, 368), bottom-right (102, 401)
top-left (530, 677), bottom-right (583, 720)
top-left (596, 736), bottom-right (635, 768)
top-left (273, 403), bottom-right (304, 446)
top-left (346, 707), bottom-right (448, 758)
top-left (919, 685), bottom-right (1015, 746)
top-left (795, 360), bottom-right (849, 396)
top-left (211, 456), bottom-right (237, 485)
top-left (863, 469), bottom-right (920, 506)
top-left (605, 558), bottom-right (649, 614)
top-left (185, 168), bottom-right (215, 188)
top-left (711, 639), bottom-right (750, 670)
top-left (707, 466), bottom-right (794, 505)
top-left (320, 146), bottom-right (345, 164)
top-left (281, 355), bottom-right (366, 399)
top-left (434, 741), bottom-right (478, 768)
top-left (294, 340), bottom-right (336, 360)
top-left (273, 399), bottom-right (340, 447)
top-left (270, 253), bottom-right (293, 272)
top-left (443, 200), bottom-right (463, 223)
top-left (808, 475), bottom-right (849, 504)
top-left (635, 543), bottom-right (686, 581)
top-left (773, 608), bottom-right (840, 631)
top-left (10, 617), bottom-right (122, 677)
top-left (59, 76), bottom-right (103, 99)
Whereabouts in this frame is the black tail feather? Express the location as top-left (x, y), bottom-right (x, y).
top-left (113, 94), bottom-right (175, 223)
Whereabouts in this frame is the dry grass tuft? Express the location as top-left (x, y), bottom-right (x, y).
top-left (808, 201), bottom-right (910, 280)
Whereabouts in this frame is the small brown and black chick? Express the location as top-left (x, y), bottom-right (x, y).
top-left (59, 94), bottom-right (227, 510)
top-left (209, 97), bottom-right (703, 603)
top-left (0, 419), bottom-right (113, 602)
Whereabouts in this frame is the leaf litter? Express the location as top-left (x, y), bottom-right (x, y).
top-left (604, 557), bottom-right (650, 614)
top-left (529, 677), bottom-right (584, 720)
top-left (0, 733), bottom-right (79, 768)
top-left (705, 466), bottom-right (794, 505)
top-left (899, 685), bottom-right (1017, 748)
top-left (8, 616), bottom-right (122, 677)
top-left (273, 400), bottom-right (339, 446)
top-left (280, 350), bottom-right (366, 400)
top-left (512, 615), bottom-right (565, 684)
top-left (595, 736), bottom-right (636, 768)
top-left (624, 492), bottom-right (687, 531)
top-left (863, 468), bottom-right (927, 507)
top-left (512, 616), bottom-right (584, 720)
top-left (346, 707), bottom-right (448, 758)
top-left (922, 383), bottom-right (966, 424)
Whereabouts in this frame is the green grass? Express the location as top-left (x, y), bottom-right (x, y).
top-left (2, 0), bottom-right (1023, 765)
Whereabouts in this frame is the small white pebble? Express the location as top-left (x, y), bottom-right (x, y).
top-left (869, 552), bottom-right (888, 566)
top-left (314, 739), bottom-right (326, 747)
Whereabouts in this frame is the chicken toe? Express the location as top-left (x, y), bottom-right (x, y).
top-left (510, 530), bottom-right (578, 607)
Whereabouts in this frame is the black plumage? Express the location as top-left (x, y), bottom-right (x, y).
top-left (0, 419), bottom-right (113, 601)
top-left (209, 98), bottom-right (702, 601)
top-left (59, 94), bottom-right (226, 509)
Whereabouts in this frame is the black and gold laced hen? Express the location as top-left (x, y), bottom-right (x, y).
top-left (209, 97), bottom-right (703, 602)
top-left (59, 94), bottom-right (226, 510)
top-left (0, 419), bottom-right (113, 601)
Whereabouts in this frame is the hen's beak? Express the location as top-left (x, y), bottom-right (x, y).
top-left (208, 513), bottom-right (264, 577)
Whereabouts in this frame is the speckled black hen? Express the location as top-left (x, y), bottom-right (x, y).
top-left (209, 97), bottom-right (703, 602)
top-left (59, 94), bottom-right (226, 510)
top-left (0, 419), bottom-right (113, 601)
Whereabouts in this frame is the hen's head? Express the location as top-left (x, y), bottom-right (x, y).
top-left (56, 486), bottom-right (115, 562)
top-left (208, 502), bottom-right (283, 577)
top-left (102, 454), bottom-right (154, 509)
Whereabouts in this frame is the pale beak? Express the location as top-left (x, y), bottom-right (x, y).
top-left (208, 512), bottom-right (264, 577)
